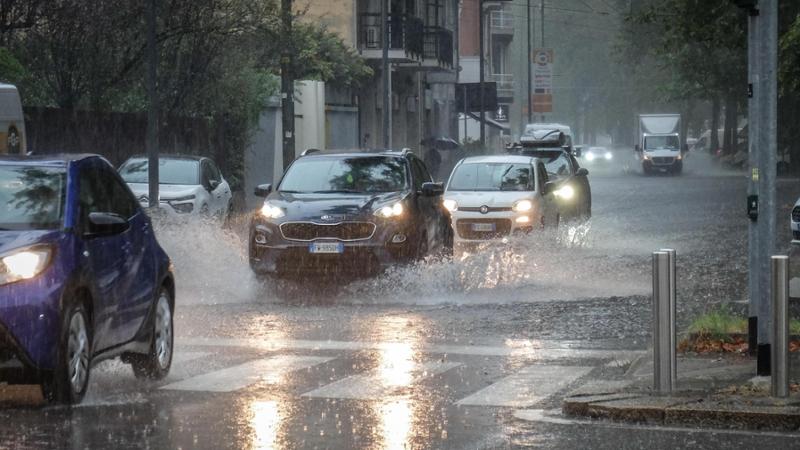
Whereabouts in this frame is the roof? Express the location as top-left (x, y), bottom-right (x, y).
top-left (298, 149), bottom-right (414, 158)
top-left (124, 154), bottom-right (206, 162)
top-left (0, 153), bottom-right (101, 167)
top-left (459, 155), bottom-right (537, 165)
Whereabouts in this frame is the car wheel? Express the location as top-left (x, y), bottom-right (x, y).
top-left (415, 232), bottom-right (429, 260)
top-left (43, 303), bottom-right (91, 404)
top-left (200, 204), bottom-right (209, 216)
top-left (130, 288), bottom-right (173, 380)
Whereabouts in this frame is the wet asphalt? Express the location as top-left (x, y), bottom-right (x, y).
top-left (2, 152), bottom-right (800, 449)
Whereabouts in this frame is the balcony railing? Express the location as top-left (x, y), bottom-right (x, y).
top-left (358, 13), bottom-right (424, 60)
top-left (423, 26), bottom-right (454, 68)
top-left (489, 10), bottom-right (514, 31)
top-left (490, 73), bottom-right (515, 99)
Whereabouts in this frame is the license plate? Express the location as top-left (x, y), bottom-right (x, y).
top-left (309, 242), bottom-right (344, 254)
top-left (472, 223), bottom-right (496, 232)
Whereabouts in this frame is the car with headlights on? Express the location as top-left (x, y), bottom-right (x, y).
top-left (443, 156), bottom-right (559, 250)
top-left (248, 149), bottom-right (453, 278)
top-left (119, 155), bottom-right (232, 218)
top-left (0, 154), bottom-right (175, 404)
top-left (582, 146), bottom-right (614, 165)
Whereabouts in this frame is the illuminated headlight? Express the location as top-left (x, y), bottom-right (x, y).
top-left (585, 152), bottom-right (596, 161)
top-left (605, 152), bottom-right (613, 160)
top-left (0, 246), bottom-right (52, 285)
top-left (676, 154), bottom-right (683, 160)
top-left (643, 154), bottom-right (651, 161)
top-left (260, 202), bottom-right (285, 219)
top-left (376, 202), bottom-right (404, 218)
top-left (554, 185), bottom-right (575, 200)
top-left (512, 199), bottom-right (533, 213)
top-left (443, 199), bottom-right (458, 212)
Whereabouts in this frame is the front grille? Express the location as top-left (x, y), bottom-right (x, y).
top-left (456, 219), bottom-right (512, 240)
top-left (793, 206), bottom-right (800, 222)
top-left (652, 157), bottom-right (674, 165)
top-left (459, 206), bottom-right (513, 213)
top-left (280, 222), bottom-right (376, 241)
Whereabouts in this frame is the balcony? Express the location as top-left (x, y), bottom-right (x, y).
top-left (490, 73), bottom-right (515, 100)
top-left (421, 27), bottom-right (454, 69)
top-left (489, 10), bottom-right (514, 35)
top-left (358, 13), bottom-right (424, 62)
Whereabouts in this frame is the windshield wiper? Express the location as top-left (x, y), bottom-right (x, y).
top-left (313, 189), bottom-right (361, 194)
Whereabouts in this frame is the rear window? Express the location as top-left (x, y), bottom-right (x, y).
top-left (0, 165), bottom-right (65, 230)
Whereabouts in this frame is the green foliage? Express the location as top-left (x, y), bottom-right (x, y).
top-left (780, 14), bottom-right (800, 94)
top-left (687, 308), bottom-right (800, 341)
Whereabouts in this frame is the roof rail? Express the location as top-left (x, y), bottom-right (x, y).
top-left (400, 148), bottom-right (414, 156)
top-left (300, 148), bottom-right (321, 157)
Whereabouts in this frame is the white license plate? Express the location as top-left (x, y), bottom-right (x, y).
top-left (309, 242), bottom-right (344, 254)
top-left (472, 223), bottom-right (496, 232)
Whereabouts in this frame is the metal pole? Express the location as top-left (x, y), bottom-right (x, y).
top-left (757, 0), bottom-right (778, 376)
top-left (653, 251), bottom-right (674, 394)
top-left (381, 0), bottom-right (391, 149)
top-left (527, 0), bottom-right (532, 124)
top-left (281, 0), bottom-right (295, 171)
top-left (747, 6), bottom-right (760, 359)
top-left (539, 0), bottom-right (545, 123)
top-left (661, 248), bottom-right (677, 386)
top-left (771, 255), bottom-right (789, 398)
top-left (478, 0), bottom-right (485, 147)
top-left (145, 0), bottom-right (159, 209)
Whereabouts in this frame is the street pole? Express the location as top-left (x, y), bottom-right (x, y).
top-left (756, 0), bottom-right (778, 375)
top-left (145, 0), bottom-right (159, 209)
top-left (527, 0), bottom-right (532, 125)
top-left (540, 0), bottom-right (545, 122)
top-left (478, 0), bottom-right (485, 147)
top-left (281, 0), bottom-right (295, 172)
top-left (381, 0), bottom-right (391, 148)
top-left (747, 5), bottom-right (760, 359)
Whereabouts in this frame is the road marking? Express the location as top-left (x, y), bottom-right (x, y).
top-left (178, 337), bottom-right (643, 360)
top-left (160, 355), bottom-right (333, 392)
top-left (456, 365), bottom-right (593, 407)
top-left (301, 360), bottom-right (460, 400)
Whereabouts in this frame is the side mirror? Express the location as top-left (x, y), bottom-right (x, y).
top-left (543, 181), bottom-right (558, 195)
top-left (254, 183), bottom-right (272, 197)
top-left (634, 144), bottom-right (642, 153)
top-left (421, 182), bottom-right (444, 197)
top-left (87, 212), bottom-right (129, 237)
top-left (573, 146), bottom-right (583, 158)
top-left (576, 168), bottom-right (589, 177)
top-left (208, 179), bottom-right (220, 191)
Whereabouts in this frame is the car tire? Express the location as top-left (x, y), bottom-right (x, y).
top-left (415, 232), bottom-right (429, 260)
top-left (130, 288), bottom-right (173, 380)
top-left (43, 302), bottom-right (91, 404)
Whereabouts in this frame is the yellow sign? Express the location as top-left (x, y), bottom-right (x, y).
top-left (752, 167), bottom-right (759, 182)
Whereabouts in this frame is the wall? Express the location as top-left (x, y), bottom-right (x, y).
top-left (297, 0), bottom-right (356, 45)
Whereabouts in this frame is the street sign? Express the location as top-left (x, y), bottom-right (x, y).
top-left (533, 48), bottom-right (553, 113)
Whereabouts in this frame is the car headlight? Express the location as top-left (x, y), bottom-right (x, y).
top-left (443, 199), bottom-right (458, 212)
top-left (260, 202), bottom-right (285, 219)
top-left (167, 194), bottom-right (196, 202)
top-left (676, 154), bottom-right (683, 160)
top-left (512, 199), bottom-right (533, 213)
top-left (605, 152), bottom-right (613, 160)
top-left (554, 185), bottom-right (575, 200)
top-left (585, 152), bottom-right (595, 161)
top-left (376, 202), bottom-right (404, 218)
top-left (0, 246), bottom-right (53, 286)
top-left (643, 154), bottom-right (651, 161)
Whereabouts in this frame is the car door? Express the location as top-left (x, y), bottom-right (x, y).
top-left (207, 160), bottom-right (231, 215)
top-left (537, 162), bottom-right (557, 226)
top-left (410, 157), bottom-right (441, 249)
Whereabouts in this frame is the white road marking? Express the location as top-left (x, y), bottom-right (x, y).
top-left (177, 337), bottom-right (643, 360)
top-left (514, 409), bottom-right (800, 438)
top-left (456, 365), bottom-right (593, 407)
top-left (160, 355), bottom-right (333, 392)
top-left (301, 361), bottom-right (461, 400)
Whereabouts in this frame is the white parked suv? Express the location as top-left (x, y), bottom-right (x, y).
top-left (443, 155), bottom-right (559, 250)
top-left (119, 155), bottom-right (232, 218)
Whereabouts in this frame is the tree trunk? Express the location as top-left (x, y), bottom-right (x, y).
top-left (722, 94), bottom-right (737, 155)
top-left (710, 96), bottom-right (720, 155)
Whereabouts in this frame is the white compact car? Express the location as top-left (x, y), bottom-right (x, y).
top-left (792, 197), bottom-right (800, 243)
top-left (443, 155), bottom-right (559, 249)
top-left (119, 155), bottom-right (232, 218)
top-left (583, 146), bottom-right (614, 165)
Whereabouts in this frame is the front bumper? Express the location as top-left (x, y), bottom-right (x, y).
top-left (450, 210), bottom-right (540, 244)
top-left (249, 218), bottom-right (417, 277)
top-left (643, 158), bottom-right (682, 171)
top-left (791, 217), bottom-right (800, 241)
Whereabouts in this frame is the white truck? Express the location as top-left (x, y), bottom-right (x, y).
top-left (635, 114), bottom-right (683, 175)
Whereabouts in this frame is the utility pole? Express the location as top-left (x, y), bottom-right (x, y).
top-left (381, 0), bottom-right (391, 148)
top-left (281, 0), bottom-right (295, 172)
top-left (478, 0), bottom-right (485, 146)
top-left (527, 0), bottom-right (532, 124)
top-left (145, 0), bottom-right (159, 209)
top-left (746, 2), bottom-right (760, 360)
top-left (540, 0), bottom-right (545, 122)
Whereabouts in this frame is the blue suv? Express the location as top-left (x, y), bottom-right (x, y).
top-left (0, 154), bottom-right (175, 404)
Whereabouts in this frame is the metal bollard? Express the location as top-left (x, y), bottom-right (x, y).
top-left (661, 248), bottom-right (677, 385)
top-left (771, 255), bottom-right (789, 398)
top-left (653, 251), bottom-right (676, 394)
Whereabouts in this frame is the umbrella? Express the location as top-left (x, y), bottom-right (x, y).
top-left (420, 137), bottom-right (460, 151)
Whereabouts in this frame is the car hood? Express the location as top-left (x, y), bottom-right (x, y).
top-left (126, 183), bottom-right (202, 201)
top-left (0, 230), bottom-right (61, 255)
top-left (444, 191), bottom-right (534, 208)
top-left (266, 191), bottom-right (406, 220)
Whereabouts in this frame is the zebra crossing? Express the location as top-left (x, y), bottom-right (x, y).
top-left (158, 338), bottom-right (643, 409)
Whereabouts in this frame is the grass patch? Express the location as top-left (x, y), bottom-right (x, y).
top-left (686, 309), bottom-right (800, 342)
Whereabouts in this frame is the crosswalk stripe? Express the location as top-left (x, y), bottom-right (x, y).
top-left (160, 355), bottom-right (333, 392)
top-left (455, 365), bottom-right (593, 407)
top-left (301, 361), bottom-right (461, 400)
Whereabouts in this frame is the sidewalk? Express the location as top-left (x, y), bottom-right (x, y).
top-left (562, 354), bottom-right (800, 431)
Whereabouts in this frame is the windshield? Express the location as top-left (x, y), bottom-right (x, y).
top-left (644, 135), bottom-right (680, 150)
top-left (0, 165), bottom-right (65, 230)
top-left (119, 158), bottom-right (200, 185)
top-left (279, 156), bottom-right (407, 193)
top-left (448, 163), bottom-right (534, 192)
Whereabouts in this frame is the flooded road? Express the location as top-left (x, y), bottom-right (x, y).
top-left (2, 155), bottom-right (799, 449)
